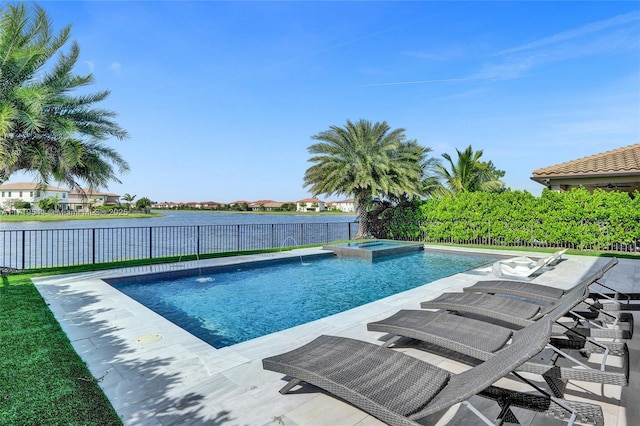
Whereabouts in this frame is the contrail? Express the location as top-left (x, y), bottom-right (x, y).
top-left (359, 76), bottom-right (481, 87)
top-left (219, 5), bottom-right (465, 85)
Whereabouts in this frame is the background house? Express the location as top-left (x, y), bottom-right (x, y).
top-left (330, 199), bottom-right (356, 212)
top-left (296, 197), bottom-right (326, 212)
top-left (68, 188), bottom-right (120, 211)
top-left (0, 182), bottom-right (69, 211)
top-left (531, 143), bottom-right (640, 196)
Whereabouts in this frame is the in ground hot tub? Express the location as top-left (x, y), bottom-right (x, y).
top-left (323, 240), bottom-right (424, 260)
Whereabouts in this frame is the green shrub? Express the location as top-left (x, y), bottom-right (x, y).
top-left (383, 188), bottom-right (640, 251)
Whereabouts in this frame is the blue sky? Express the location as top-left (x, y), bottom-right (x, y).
top-left (11, 1), bottom-right (640, 203)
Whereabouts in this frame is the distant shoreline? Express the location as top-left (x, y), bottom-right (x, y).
top-left (152, 209), bottom-right (355, 216)
top-left (0, 210), bottom-right (355, 222)
top-left (0, 212), bottom-right (164, 222)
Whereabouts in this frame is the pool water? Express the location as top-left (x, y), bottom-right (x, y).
top-left (113, 251), bottom-right (498, 348)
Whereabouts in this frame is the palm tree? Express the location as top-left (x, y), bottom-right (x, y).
top-left (304, 119), bottom-right (428, 238)
top-left (434, 145), bottom-right (504, 194)
top-left (135, 197), bottom-right (152, 210)
top-left (121, 193), bottom-right (136, 210)
top-left (0, 3), bottom-right (129, 189)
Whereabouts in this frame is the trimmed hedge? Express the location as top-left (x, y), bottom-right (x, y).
top-left (382, 188), bottom-right (640, 251)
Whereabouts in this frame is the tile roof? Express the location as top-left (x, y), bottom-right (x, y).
top-left (297, 197), bottom-right (325, 203)
top-left (532, 143), bottom-right (640, 178)
top-left (0, 182), bottom-right (67, 192)
top-left (68, 188), bottom-right (119, 197)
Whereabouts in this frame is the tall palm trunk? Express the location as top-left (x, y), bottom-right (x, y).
top-left (355, 193), bottom-right (371, 239)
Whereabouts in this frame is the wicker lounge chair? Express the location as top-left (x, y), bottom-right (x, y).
top-left (466, 258), bottom-right (616, 304)
top-left (468, 258), bottom-right (639, 312)
top-left (420, 267), bottom-right (632, 339)
top-left (463, 258), bottom-right (634, 333)
top-left (263, 317), bottom-right (604, 426)
top-left (367, 309), bottom-right (629, 397)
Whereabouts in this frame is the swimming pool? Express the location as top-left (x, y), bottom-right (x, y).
top-left (110, 250), bottom-right (499, 348)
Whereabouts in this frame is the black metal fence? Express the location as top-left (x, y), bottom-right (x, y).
top-left (0, 222), bottom-right (359, 269)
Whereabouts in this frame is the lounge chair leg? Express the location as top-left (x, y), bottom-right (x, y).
top-left (543, 373), bottom-right (567, 398)
top-left (382, 335), bottom-right (403, 348)
top-left (279, 378), bottom-right (302, 394)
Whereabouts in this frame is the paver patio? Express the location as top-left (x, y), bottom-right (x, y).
top-left (33, 247), bottom-right (639, 425)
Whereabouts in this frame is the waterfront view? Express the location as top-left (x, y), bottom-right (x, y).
top-left (0, 212), bottom-right (358, 269)
top-left (0, 210), bottom-right (356, 230)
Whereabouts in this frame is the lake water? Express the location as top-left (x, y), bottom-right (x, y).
top-left (0, 210), bottom-right (357, 230)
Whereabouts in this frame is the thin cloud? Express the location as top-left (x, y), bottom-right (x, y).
top-left (108, 61), bottom-right (122, 75)
top-left (359, 76), bottom-right (481, 87)
top-left (84, 60), bottom-right (95, 72)
top-left (497, 10), bottom-right (640, 56)
top-left (366, 10), bottom-right (640, 87)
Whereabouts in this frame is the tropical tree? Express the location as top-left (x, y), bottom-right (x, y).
top-left (135, 197), bottom-right (152, 210)
top-left (0, 3), bottom-right (129, 189)
top-left (38, 195), bottom-right (60, 211)
top-left (434, 145), bottom-right (505, 195)
top-left (304, 119), bottom-right (428, 238)
top-left (121, 193), bottom-right (136, 209)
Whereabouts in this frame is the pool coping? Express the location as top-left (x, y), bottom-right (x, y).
top-left (32, 246), bottom-right (637, 425)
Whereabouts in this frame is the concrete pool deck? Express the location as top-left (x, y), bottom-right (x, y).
top-left (33, 246), bottom-right (640, 426)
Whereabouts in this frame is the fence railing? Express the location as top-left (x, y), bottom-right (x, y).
top-left (0, 222), bottom-right (359, 270)
top-left (416, 219), bottom-right (639, 254)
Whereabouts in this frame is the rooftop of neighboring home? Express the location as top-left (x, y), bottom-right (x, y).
top-left (0, 182), bottom-right (67, 192)
top-left (532, 143), bottom-right (640, 179)
top-left (531, 143), bottom-right (640, 195)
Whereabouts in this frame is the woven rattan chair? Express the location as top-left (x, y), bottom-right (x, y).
top-left (263, 317), bottom-right (604, 426)
top-left (464, 258), bottom-right (634, 337)
top-left (367, 309), bottom-right (629, 397)
top-left (468, 258), bottom-right (639, 312)
top-left (420, 266), bottom-right (632, 339)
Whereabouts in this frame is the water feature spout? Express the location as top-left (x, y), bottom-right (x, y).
top-left (280, 236), bottom-right (310, 266)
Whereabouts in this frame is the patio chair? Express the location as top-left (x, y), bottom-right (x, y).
top-left (466, 257), bottom-right (617, 305)
top-left (420, 267), bottom-right (632, 339)
top-left (463, 258), bottom-right (635, 332)
top-left (263, 317), bottom-right (604, 426)
top-left (367, 309), bottom-right (629, 398)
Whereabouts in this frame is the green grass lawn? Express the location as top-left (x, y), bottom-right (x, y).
top-left (0, 274), bottom-right (122, 425)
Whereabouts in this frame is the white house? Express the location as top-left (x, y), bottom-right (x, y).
top-left (296, 197), bottom-right (327, 212)
top-left (0, 182), bottom-right (69, 211)
top-left (331, 198), bottom-right (356, 213)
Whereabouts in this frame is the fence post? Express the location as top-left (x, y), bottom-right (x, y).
top-left (197, 225), bottom-right (201, 256)
top-left (92, 228), bottom-right (96, 264)
top-left (149, 227), bottom-right (153, 259)
top-left (21, 230), bottom-right (25, 270)
top-left (300, 223), bottom-right (304, 246)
